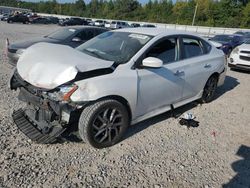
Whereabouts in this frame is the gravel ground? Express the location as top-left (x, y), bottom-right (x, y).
top-left (0, 21), bottom-right (250, 188)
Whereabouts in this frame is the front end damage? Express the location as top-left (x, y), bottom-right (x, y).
top-left (10, 70), bottom-right (81, 144)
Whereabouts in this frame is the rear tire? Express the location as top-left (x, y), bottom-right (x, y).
top-left (200, 75), bottom-right (218, 103)
top-left (78, 99), bottom-right (129, 149)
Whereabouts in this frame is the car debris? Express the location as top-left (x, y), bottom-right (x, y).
top-left (179, 112), bottom-right (200, 128)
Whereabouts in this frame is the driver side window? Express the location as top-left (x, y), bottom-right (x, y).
top-left (146, 38), bottom-right (178, 64)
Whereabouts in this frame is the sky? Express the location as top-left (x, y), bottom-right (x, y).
top-left (23, 0), bottom-right (176, 4)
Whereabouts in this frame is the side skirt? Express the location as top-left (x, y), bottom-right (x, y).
top-left (131, 91), bottom-right (203, 125)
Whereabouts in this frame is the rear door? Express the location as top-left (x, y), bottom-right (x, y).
top-left (136, 36), bottom-right (185, 116)
top-left (179, 35), bottom-right (213, 100)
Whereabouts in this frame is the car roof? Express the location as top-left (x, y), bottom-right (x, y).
top-left (214, 34), bottom-right (242, 37)
top-left (113, 27), bottom-right (193, 37)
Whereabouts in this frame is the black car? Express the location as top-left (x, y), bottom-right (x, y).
top-left (7, 14), bottom-right (29, 24)
top-left (7, 26), bottom-right (108, 66)
top-left (59, 17), bottom-right (87, 26)
top-left (31, 17), bottom-right (52, 24)
top-left (47, 16), bottom-right (59, 24)
top-left (141, 24), bottom-right (156, 28)
top-left (130, 23), bottom-right (141, 27)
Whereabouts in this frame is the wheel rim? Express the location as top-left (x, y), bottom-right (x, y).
top-left (204, 77), bottom-right (217, 100)
top-left (92, 108), bottom-right (123, 144)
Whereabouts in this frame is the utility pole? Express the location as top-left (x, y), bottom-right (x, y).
top-left (192, 3), bottom-right (198, 26)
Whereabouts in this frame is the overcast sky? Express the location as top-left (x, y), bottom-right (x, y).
top-left (23, 0), bottom-right (176, 4)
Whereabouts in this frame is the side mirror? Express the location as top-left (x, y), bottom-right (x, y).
top-left (72, 37), bottom-right (82, 42)
top-left (142, 57), bottom-right (163, 68)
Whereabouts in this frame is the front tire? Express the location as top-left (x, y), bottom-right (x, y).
top-left (200, 75), bottom-right (218, 103)
top-left (78, 99), bottom-right (129, 149)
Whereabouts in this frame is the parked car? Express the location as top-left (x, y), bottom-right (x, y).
top-left (10, 28), bottom-right (226, 148)
top-left (209, 34), bottom-right (244, 55)
top-left (31, 17), bottom-right (52, 24)
top-left (94, 20), bottom-right (105, 27)
top-left (0, 13), bottom-right (10, 21)
top-left (229, 40), bottom-right (250, 71)
top-left (104, 21), bottom-right (111, 28)
top-left (27, 13), bottom-right (39, 22)
top-left (47, 16), bottom-right (59, 24)
top-left (130, 23), bottom-right (141, 27)
top-left (7, 14), bottom-right (29, 24)
top-left (141, 24), bottom-right (156, 28)
top-left (59, 17), bottom-right (87, 26)
top-left (86, 18), bottom-right (94, 26)
top-left (234, 31), bottom-right (250, 41)
top-left (110, 21), bottom-right (130, 29)
top-left (7, 26), bottom-right (108, 66)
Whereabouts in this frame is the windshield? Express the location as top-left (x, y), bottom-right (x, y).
top-left (47, 28), bottom-right (76, 40)
top-left (211, 35), bottom-right (233, 43)
top-left (77, 31), bottom-right (152, 64)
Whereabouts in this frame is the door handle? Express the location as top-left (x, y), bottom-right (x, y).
top-left (174, 70), bottom-right (184, 76)
top-left (204, 64), bottom-right (211, 68)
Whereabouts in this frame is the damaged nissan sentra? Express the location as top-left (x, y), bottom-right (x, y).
top-left (10, 28), bottom-right (226, 148)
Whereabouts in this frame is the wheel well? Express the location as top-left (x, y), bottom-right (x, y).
top-left (97, 95), bottom-right (132, 121)
top-left (210, 72), bottom-right (219, 80)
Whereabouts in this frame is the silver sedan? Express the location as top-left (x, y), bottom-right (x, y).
top-left (10, 28), bottom-right (226, 148)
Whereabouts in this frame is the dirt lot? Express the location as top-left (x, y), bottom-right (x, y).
top-left (0, 21), bottom-right (250, 188)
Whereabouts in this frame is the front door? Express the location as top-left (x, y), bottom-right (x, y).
top-left (136, 37), bottom-right (185, 117)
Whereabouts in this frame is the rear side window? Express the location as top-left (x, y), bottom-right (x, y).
top-left (146, 38), bottom-right (178, 64)
top-left (182, 38), bottom-right (204, 58)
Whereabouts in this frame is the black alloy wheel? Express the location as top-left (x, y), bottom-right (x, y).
top-left (78, 99), bottom-right (129, 148)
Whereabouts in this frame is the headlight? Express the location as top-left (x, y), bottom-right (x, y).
top-left (47, 84), bottom-right (78, 101)
top-left (16, 49), bottom-right (25, 56)
top-left (231, 47), bottom-right (239, 55)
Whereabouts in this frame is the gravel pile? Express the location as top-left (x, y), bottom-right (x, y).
top-left (0, 22), bottom-right (250, 187)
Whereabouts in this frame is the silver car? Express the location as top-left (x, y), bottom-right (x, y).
top-left (10, 28), bottom-right (226, 148)
top-left (110, 21), bottom-right (130, 29)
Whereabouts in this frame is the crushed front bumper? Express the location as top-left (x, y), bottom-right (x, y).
top-left (12, 109), bottom-right (66, 144)
top-left (10, 71), bottom-right (79, 143)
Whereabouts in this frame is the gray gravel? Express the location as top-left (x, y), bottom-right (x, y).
top-left (0, 21), bottom-right (250, 188)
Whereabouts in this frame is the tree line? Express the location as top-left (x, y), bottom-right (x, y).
top-left (0, 0), bottom-right (250, 28)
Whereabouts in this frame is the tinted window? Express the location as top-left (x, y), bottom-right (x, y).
top-left (47, 28), bottom-right (76, 40)
top-left (95, 28), bottom-right (107, 35)
top-left (76, 29), bottom-right (94, 41)
top-left (146, 38), bottom-right (178, 64)
top-left (183, 38), bottom-right (204, 58)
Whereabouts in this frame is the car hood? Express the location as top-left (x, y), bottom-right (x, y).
top-left (9, 37), bottom-right (59, 49)
top-left (238, 43), bottom-right (250, 50)
top-left (17, 43), bottom-right (114, 90)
